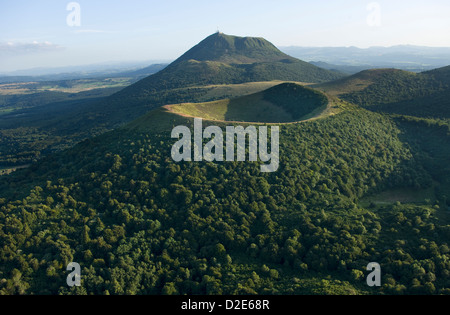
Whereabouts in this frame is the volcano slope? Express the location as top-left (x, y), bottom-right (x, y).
top-left (0, 33), bottom-right (345, 167)
top-left (315, 66), bottom-right (450, 119)
top-left (1, 77), bottom-right (449, 295)
top-left (77, 32), bottom-right (345, 129)
top-left (164, 83), bottom-right (330, 124)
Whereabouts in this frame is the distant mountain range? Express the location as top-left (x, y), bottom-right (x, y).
top-left (4, 44), bottom-right (450, 80)
top-left (281, 45), bottom-right (450, 73)
top-left (0, 62), bottom-right (169, 83)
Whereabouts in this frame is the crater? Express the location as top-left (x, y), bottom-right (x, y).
top-left (165, 83), bottom-right (330, 124)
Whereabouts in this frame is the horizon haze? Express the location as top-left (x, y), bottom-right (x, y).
top-left (1, 0), bottom-right (450, 72)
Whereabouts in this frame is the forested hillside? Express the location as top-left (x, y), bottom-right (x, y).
top-left (318, 67), bottom-right (450, 119)
top-left (1, 104), bottom-right (448, 295)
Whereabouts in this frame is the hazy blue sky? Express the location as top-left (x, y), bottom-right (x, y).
top-left (1, 0), bottom-right (450, 72)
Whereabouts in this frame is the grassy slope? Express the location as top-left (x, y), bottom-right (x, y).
top-left (197, 81), bottom-right (289, 101)
top-left (167, 95), bottom-right (292, 123)
top-left (165, 83), bottom-right (329, 124)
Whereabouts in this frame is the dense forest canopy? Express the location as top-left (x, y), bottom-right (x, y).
top-left (320, 67), bottom-right (450, 119)
top-left (0, 33), bottom-right (449, 296)
top-left (1, 102), bottom-right (449, 295)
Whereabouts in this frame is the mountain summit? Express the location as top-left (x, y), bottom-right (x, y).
top-left (118, 32), bottom-right (344, 92)
top-left (173, 32), bottom-right (295, 65)
top-left (84, 33), bottom-right (345, 127)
